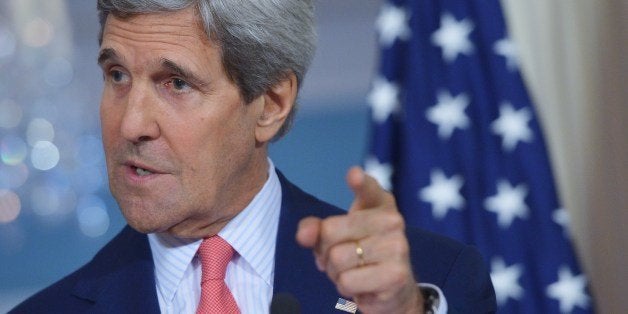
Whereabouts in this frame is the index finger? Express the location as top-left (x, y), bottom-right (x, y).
top-left (347, 166), bottom-right (390, 211)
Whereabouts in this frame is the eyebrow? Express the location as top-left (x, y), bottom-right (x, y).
top-left (161, 58), bottom-right (208, 87)
top-left (97, 48), bottom-right (119, 67)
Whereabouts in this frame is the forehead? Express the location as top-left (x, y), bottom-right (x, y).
top-left (100, 6), bottom-right (217, 68)
top-left (104, 5), bottom-right (208, 42)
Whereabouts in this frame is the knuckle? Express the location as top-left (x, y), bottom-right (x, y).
top-left (336, 273), bottom-right (353, 295)
top-left (389, 237), bottom-right (409, 256)
top-left (322, 215), bottom-right (343, 235)
top-left (319, 217), bottom-right (341, 247)
top-left (345, 214), bottom-right (359, 230)
top-left (326, 267), bottom-right (339, 282)
top-left (328, 245), bottom-right (346, 266)
top-left (387, 264), bottom-right (411, 288)
top-left (382, 211), bottom-right (405, 230)
top-left (319, 218), bottom-right (332, 239)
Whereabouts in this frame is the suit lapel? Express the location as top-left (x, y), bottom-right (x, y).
top-left (68, 172), bottom-right (347, 313)
top-left (273, 171), bottom-right (346, 313)
top-left (71, 226), bottom-right (160, 313)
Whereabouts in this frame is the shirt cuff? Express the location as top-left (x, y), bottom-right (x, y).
top-left (418, 283), bottom-right (447, 314)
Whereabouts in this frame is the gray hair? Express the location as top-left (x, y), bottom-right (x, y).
top-left (97, 0), bottom-right (317, 139)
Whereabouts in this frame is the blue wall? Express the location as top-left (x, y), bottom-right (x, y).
top-left (270, 106), bottom-right (370, 209)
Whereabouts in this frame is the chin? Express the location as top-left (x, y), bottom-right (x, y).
top-left (118, 202), bottom-right (172, 234)
top-left (123, 215), bottom-right (164, 234)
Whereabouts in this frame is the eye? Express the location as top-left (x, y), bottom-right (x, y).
top-left (111, 70), bottom-right (124, 82)
top-left (172, 78), bottom-right (189, 91)
top-left (164, 77), bottom-right (192, 93)
top-left (106, 68), bottom-right (129, 84)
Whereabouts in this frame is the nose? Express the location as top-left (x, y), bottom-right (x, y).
top-left (120, 84), bottom-right (160, 144)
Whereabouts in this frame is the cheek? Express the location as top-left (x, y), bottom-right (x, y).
top-left (174, 111), bottom-right (253, 180)
top-left (100, 112), bottom-right (122, 158)
top-left (100, 97), bottom-right (120, 133)
top-left (100, 105), bottom-right (115, 149)
top-left (181, 107), bottom-right (251, 154)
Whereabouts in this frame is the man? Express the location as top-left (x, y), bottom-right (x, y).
top-left (12, 0), bottom-right (496, 313)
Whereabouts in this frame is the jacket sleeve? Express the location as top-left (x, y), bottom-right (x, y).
top-left (441, 245), bottom-right (497, 313)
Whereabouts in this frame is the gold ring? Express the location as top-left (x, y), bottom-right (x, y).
top-left (355, 241), bottom-right (365, 267)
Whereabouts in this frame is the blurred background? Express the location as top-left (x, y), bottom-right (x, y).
top-left (0, 0), bottom-right (625, 312)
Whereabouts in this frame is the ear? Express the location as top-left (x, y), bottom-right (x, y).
top-left (255, 72), bottom-right (297, 143)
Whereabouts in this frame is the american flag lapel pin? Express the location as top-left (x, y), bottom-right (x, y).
top-left (335, 298), bottom-right (357, 313)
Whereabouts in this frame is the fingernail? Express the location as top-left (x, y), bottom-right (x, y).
top-left (315, 257), bottom-right (324, 271)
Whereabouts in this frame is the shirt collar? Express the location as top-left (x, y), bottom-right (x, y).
top-left (219, 159), bottom-right (281, 286)
top-left (148, 159), bottom-right (281, 302)
top-left (148, 231), bottom-right (200, 303)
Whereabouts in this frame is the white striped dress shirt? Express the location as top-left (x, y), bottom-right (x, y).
top-left (148, 161), bottom-right (281, 314)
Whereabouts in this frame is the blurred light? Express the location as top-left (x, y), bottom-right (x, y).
top-left (58, 187), bottom-right (78, 216)
top-left (70, 136), bottom-right (106, 194)
top-left (0, 163), bottom-right (29, 189)
top-left (76, 194), bottom-right (106, 215)
top-left (22, 17), bottom-right (54, 48)
top-left (0, 222), bottom-right (26, 256)
top-left (77, 206), bottom-right (110, 238)
top-left (26, 118), bottom-right (55, 146)
top-left (30, 175), bottom-right (77, 218)
top-left (43, 57), bottom-right (74, 87)
top-left (0, 189), bottom-right (21, 224)
top-left (1, 135), bottom-right (28, 165)
top-left (31, 98), bottom-right (59, 123)
top-left (30, 184), bottom-right (61, 216)
top-left (71, 164), bottom-right (104, 194)
top-left (76, 135), bottom-right (104, 166)
top-left (76, 195), bottom-right (110, 238)
top-left (31, 141), bottom-right (60, 170)
top-left (0, 99), bottom-right (23, 129)
top-left (0, 27), bottom-right (16, 59)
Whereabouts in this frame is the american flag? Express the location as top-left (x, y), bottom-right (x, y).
top-left (335, 297), bottom-right (358, 313)
top-left (365, 1), bottom-right (594, 313)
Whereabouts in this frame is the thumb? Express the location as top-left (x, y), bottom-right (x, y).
top-left (296, 216), bottom-right (322, 249)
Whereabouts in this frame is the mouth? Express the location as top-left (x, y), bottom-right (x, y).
top-left (124, 160), bottom-right (165, 178)
top-left (115, 157), bottom-right (172, 187)
top-left (133, 165), bottom-right (154, 177)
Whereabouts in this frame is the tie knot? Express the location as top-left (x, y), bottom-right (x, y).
top-left (198, 236), bottom-right (234, 281)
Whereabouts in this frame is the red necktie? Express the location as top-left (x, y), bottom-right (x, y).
top-left (196, 236), bottom-right (240, 314)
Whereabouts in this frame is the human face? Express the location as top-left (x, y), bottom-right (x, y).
top-left (98, 7), bottom-right (269, 238)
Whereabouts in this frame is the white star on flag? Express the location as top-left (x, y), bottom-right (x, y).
top-left (491, 102), bottom-right (533, 152)
top-left (419, 169), bottom-right (465, 219)
top-left (552, 208), bottom-right (572, 238)
top-left (494, 37), bottom-right (519, 71)
top-left (367, 77), bottom-right (400, 123)
top-left (546, 266), bottom-right (590, 313)
top-left (490, 257), bottom-right (524, 306)
top-left (431, 13), bottom-right (475, 63)
top-left (375, 3), bottom-right (411, 47)
top-left (365, 156), bottom-right (393, 191)
top-left (484, 180), bottom-right (529, 228)
top-left (426, 90), bottom-right (471, 139)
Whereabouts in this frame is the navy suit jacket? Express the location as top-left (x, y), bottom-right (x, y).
top-left (12, 172), bottom-right (496, 313)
